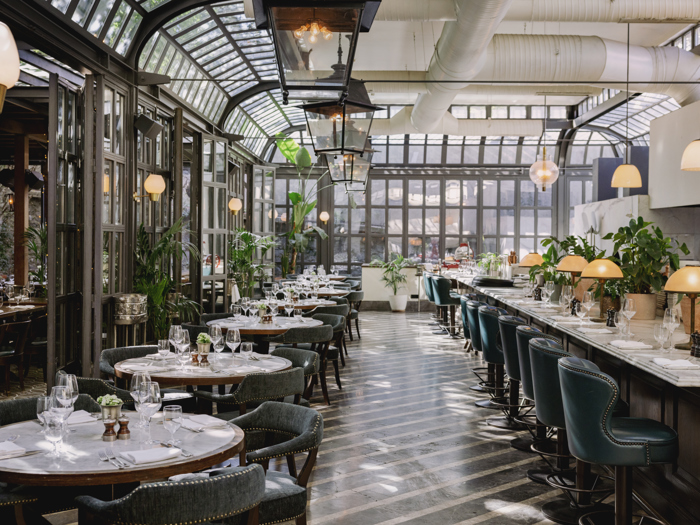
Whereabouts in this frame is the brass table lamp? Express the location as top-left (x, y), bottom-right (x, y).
top-left (519, 253), bottom-right (544, 268)
top-left (664, 266), bottom-right (700, 351)
top-left (581, 259), bottom-right (624, 322)
top-left (556, 255), bottom-right (588, 287)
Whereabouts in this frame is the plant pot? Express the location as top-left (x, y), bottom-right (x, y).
top-left (627, 293), bottom-right (657, 320)
top-left (549, 284), bottom-right (562, 303)
top-left (601, 295), bottom-right (621, 315)
top-left (100, 404), bottom-right (122, 421)
top-left (574, 278), bottom-right (596, 302)
top-left (680, 296), bottom-right (700, 334)
top-left (535, 275), bottom-right (545, 287)
top-left (388, 295), bottom-right (408, 312)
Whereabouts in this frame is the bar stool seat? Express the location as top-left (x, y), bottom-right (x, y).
top-left (460, 294), bottom-right (479, 353)
top-left (431, 276), bottom-right (461, 337)
top-left (466, 300), bottom-right (500, 400)
top-left (559, 356), bottom-right (678, 525)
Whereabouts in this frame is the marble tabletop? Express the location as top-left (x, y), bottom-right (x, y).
top-left (451, 273), bottom-right (700, 388)
top-left (206, 316), bottom-right (324, 334)
top-left (284, 299), bottom-right (338, 310)
top-left (115, 353), bottom-right (292, 387)
top-left (0, 413), bottom-right (244, 486)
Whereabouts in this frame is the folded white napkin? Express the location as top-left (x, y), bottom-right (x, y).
top-left (145, 353), bottom-right (177, 360)
top-left (652, 358), bottom-right (700, 370)
top-left (550, 316), bottom-right (581, 324)
top-left (578, 328), bottom-right (613, 334)
top-left (8, 305), bottom-right (33, 310)
top-left (181, 414), bottom-right (228, 431)
top-left (121, 447), bottom-right (181, 465)
top-left (66, 410), bottom-right (96, 425)
top-left (610, 340), bottom-right (653, 349)
top-left (252, 353), bottom-right (272, 360)
top-left (0, 442), bottom-right (26, 459)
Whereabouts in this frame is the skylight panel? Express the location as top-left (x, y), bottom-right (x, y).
top-left (116, 12), bottom-right (142, 55)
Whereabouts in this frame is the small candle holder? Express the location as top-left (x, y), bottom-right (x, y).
top-left (117, 416), bottom-right (131, 440)
top-left (102, 419), bottom-right (117, 442)
top-left (533, 287), bottom-right (542, 302)
top-left (605, 308), bottom-right (617, 328)
top-left (691, 332), bottom-right (700, 357)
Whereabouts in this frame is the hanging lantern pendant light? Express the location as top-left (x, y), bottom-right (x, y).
top-left (529, 95), bottom-right (559, 192)
top-left (612, 23), bottom-right (642, 188)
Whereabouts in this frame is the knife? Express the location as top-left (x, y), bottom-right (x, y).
top-left (0, 450), bottom-right (43, 460)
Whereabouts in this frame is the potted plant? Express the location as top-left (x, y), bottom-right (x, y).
top-left (477, 253), bottom-right (501, 277)
top-left (228, 229), bottom-right (276, 299)
top-left (528, 239), bottom-right (568, 302)
top-left (23, 225), bottom-right (48, 297)
top-left (372, 253), bottom-right (410, 312)
top-left (196, 333), bottom-right (211, 364)
top-left (604, 217), bottom-right (689, 319)
top-left (258, 303), bottom-right (272, 323)
top-left (96, 394), bottom-right (123, 421)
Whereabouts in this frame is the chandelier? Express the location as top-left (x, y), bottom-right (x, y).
top-left (293, 19), bottom-right (333, 43)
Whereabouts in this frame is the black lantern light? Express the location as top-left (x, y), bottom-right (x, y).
top-left (325, 146), bottom-right (374, 184)
top-left (252, 0), bottom-right (381, 103)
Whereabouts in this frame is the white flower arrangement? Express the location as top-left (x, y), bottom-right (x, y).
top-left (96, 394), bottom-right (122, 406)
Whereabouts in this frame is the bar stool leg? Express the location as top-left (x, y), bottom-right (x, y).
top-left (474, 363), bottom-right (502, 410)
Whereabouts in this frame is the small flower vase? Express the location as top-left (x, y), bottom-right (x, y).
top-left (100, 404), bottom-right (122, 421)
top-left (197, 343), bottom-right (210, 365)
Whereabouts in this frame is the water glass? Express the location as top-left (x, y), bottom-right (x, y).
top-left (169, 325), bottom-right (183, 353)
top-left (163, 406), bottom-right (182, 445)
top-left (209, 325), bottom-right (223, 346)
top-left (44, 414), bottom-right (64, 457)
top-left (615, 312), bottom-right (629, 338)
top-left (158, 340), bottom-right (170, 358)
top-left (57, 373), bottom-right (79, 405)
top-left (655, 325), bottom-right (670, 352)
top-left (623, 297), bottom-right (637, 323)
top-left (139, 382), bottom-right (162, 445)
top-left (558, 294), bottom-right (570, 314)
top-left (544, 281), bottom-right (555, 306)
top-left (130, 371), bottom-right (151, 428)
top-left (241, 342), bottom-right (253, 361)
top-left (36, 396), bottom-right (51, 434)
top-left (582, 291), bottom-right (595, 321)
top-left (574, 303), bottom-right (587, 325)
top-left (226, 328), bottom-right (241, 355)
top-left (294, 308), bottom-right (303, 321)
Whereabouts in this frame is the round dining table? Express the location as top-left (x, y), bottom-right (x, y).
top-left (206, 317), bottom-right (324, 353)
top-left (281, 299), bottom-right (337, 311)
top-left (0, 413), bottom-right (244, 487)
top-left (316, 289), bottom-right (349, 297)
top-left (114, 353), bottom-right (292, 387)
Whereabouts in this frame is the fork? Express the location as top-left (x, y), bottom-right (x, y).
top-left (160, 442), bottom-right (194, 457)
top-left (98, 449), bottom-right (124, 469)
top-left (106, 448), bottom-right (131, 468)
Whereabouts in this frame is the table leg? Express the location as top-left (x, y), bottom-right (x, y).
top-left (253, 336), bottom-right (270, 354)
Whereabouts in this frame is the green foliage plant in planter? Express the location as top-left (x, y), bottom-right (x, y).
top-left (371, 253), bottom-right (410, 312)
top-left (603, 216), bottom-right (689, 319)
top-left (134, 217), bottom-right (201, 340)
top-left (23, 225), bottom-right (48, 296)
top-left (477, 253), bottom-right (501, 276)
top-left (275, 134), bottom-right (330, 277)
top-left (228, 228), bottom-right (276, 299)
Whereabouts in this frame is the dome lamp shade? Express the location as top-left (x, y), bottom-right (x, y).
top-left (0, 22), bottom-right (21, 113)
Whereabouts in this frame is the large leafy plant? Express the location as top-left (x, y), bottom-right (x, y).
top-left (228, 228), bottom-right (276, 298)
top-left (134, 217), bottom-right (200, 340)
top-left (371, 253), bottom-right (410, 295)
top-left (275, 134), bottom-right (330, 276)
top-left (603, 216), bottom-right (689, 294)
top-left (23, 225), bottom-right (48, 293)
top-left (529, 235), bottom-right (606, 286)
top-left (477, 253), bottom-right (501, 273)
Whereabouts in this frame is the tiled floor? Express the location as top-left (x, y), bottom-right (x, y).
top-left (304, 311), bottom-right (558, 525)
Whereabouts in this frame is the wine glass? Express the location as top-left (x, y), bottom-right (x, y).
top-left (582, 291), bottom-right (595, 322)
top-left (574, 302), bottom-right (587, 326)
top-left (622, 297), bottom-right (636, 336)
top-left (57, 374), bottom-right (79, 405)
top-left (562, 285), bottom-right (574, 305)
top-left (558, 294), bottom-right (570, 315)
top-left (44, 414), bottom-right (64, 458)
top-left (139, 382), bottom-right (162, 445)
top-left (241, 298), bottom-right (250, 317)
top-left (544, 281), bottom-right (555, 307)
top-left (663, 308), bottom-right (680, 349)
top-left (50, 385), bottom-right (74, 440)
top-left (226, 328), bottom-right (241, 355)
top-left (130, 371), bottom-right (151, 428)
top-left (177, 344), bottom-right (191, 371)
top-left (5, 287), bottom-right (14, 304)
top-left (241, 342), bottom-right (253, 362)
top-left (26, 282), bottom-right (35, 299)
top-left (209, 325), bottom-right (223, 346)
top-left (163, 406), bottom-right (182, 445)
top-left (231, 305), bottom-right (242, 321)
top-left (157, 340), bottom-right (170, 358)
top-left (36, 396), bottom-right (51, 434)
top-left (655, 325), bottom-right (670, 352)
top-left (614, 312), bottom-right (629, 339)
top-left (284, 302), bottom-right (294, 317)
top-left (169, 325), bottom-right (183, 354)
top-left (294, 308), bottom-right (303, 322)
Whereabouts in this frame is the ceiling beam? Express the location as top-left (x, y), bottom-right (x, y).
top-left (217, 80), bottom-right (278, 129)
top-left (573, 91), bottom-right (641, 128)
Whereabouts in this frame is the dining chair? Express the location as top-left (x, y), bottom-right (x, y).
top-left (0, 320), bottom-right (31, 395)
top-left (181, 322), bottom-right (210, 344)
top-left (269, 347), bottom-right (318, 401)
top-left (76, 377), bottom-right (134, 409)
top-left (23, 313), bottom-right (47, 381)
top-left (99, 345), bottom-right (158, 379)
top-left (76, 464), bottom-right (266, 525)
top-left (302, 304), bottom-right (349, 364)
top-left (309, 313), bottom-right (344, 389)
top-left (345, 290), bottom-right (364, 340)
top-left (229, 402), bottom-right (323, 525)
top-left (195, 368), bottom-right (306, 417)
top-left (0, 394), bottom-right (100, 426)
top-left (201, 312), bottom-right (232, 324)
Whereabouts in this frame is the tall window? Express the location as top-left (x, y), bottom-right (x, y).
top-left (275, 176), bottom-right (319, 276)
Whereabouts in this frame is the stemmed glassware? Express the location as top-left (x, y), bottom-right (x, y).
top-left (158, 339), bottom-right (170, 358)
top-left (562, 285), bottom-right (574, 308)
top-left (226, 329), bottom-right (241, 365)
top-left (663, 308), bottom-right (680, 350)
top-left (655, 325), bottom-right (670, 352)
top-left (614, 312), bottom-right (629, 338)
top-left (284, 302), bottom-right (294, 317)
top-left (241, 342), bottom-right (253, 362)
top-left (622, 297), bottom-right (636, 337)
top-left (241, 298), bottom-right (251, 317)
top-left (559, 294), bottom-right (570, 315)
top-left (44, 414), bottom-right (64, 458)
top-left (209, 325), bottom-right (223, 362)
top-left (163, 406), bottom-right (182, 445)
top-left (178, 331), bottom-right (191, 370)
top-left (139, 381), bottom-right (162, 445)
top-left (130, 371), bottom-right (151, 429)
top-left (582, 291), bottom-right (595, 323)
top-left (56, 374), bottom-right (79, 433)
top-left (169, 325), bottom-right (183, 354)
top-left (36, 396), bottom-right (51, 434)
top-left (574, 302), bottom-right (587, 326)
top-left (544, 281), bottom-right (555, 307)
top-left (50, 385), bottom-right (74, 448)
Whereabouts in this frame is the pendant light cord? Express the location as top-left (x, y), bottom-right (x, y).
top-left (626, 23), bottom-right (630, 164)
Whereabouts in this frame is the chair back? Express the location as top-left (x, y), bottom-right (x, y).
top-left (465, 301), bottom-right (487, 352)
top-left (331, 283), bottom-right (351, 289)
top-left (346, 279), bottom-right (361, 290)
top-left (270, 347), bottom-right (319, 376)
top-left (515, 326), bottom-right (559, 401)
top-left (345, 290), bottom-right (364, 308)
top-left (328, 297), bottom-right (349, 306)
top-left (77, 377), bottom-right (133, 407)
top-left (423, 273), bottom-right (435, 302)
top-left (0, 394), bottom-right (99, 426)
top-left (230, 368), bottom-right (305, 409)
top-left (182, 323), bottom-right (209, 344)
top-left (231, 402), bottom-right (323, 486)
top-left (99, 345), bottom-right (157, 377)
top-left (270, 324), bottom-right (334, 345)
top-left (477, 305), bottom-right (507, 365)
top-left (497, 316), bottom-right (528, 380)
top-left (76, 465), bottom-right (265, 525)
top-left (201, 312), bottom-right (231, 324)
top-left (312, 313), bottom-right (345, 333)
top-left (528, 338), bottom-right (570, 429)
top-left (304, 304), bottom-right (348, 318)
top-left (558, 356), bottom-right (675, 467)
top-left (0, 320), bottom-right (31, 359)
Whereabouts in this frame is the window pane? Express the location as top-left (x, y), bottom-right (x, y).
top-left (408, 209), bottom-right (423, 234)
top-left (483, 180), bottom-right (497, 207)
top-left (445, 180), bottom-right (460, 205)
top-left (500, 209), bottom-right (515, 236)
top-left (538, 209), bottom-right (552, 236)
top-left (388, 180), bottom-right (403, 204)
top-left (350, 237), bottom-right (365, 263)
top-left (463, 180), bottom-right (478, 206)
top-left (334, 237), bottom-right (348, 263)
top-left (334, 183), bottom-right (348, 206)
top-left (538, 185), bottom-right (553, 207)
top-left (519, 238), bottom-right (535, 259)
top-left (426, 180), bottom-right (441, 206)
top-left (371, 179), bottom-right (386, 205)
top-left (500, 180), bottom-right (515, 206)
top-left (370, 237), bottom-right (385, 260)
top-left (520, 180), bottom-right (535, 206)
top-left (388, 208), bottom-right (403, 234)
top-left (351, 208), bottom-right (365, 234)
top-left (408, 238), bottom-right (422, 259)
top-left (334, 208), bottom-right (348, 235)
top-left (483, 209), bottom-right (497, 236)
top-left (569, 180), bottom-right (583, 207)
top-left (445, 209), bottom-right (459, 235)
top-left (462, 209), bottom-right (477, 235)
top-left (408, 180), bottom-right (423, 206)
top-left (388, 237), bottom-right (402, 256)
top-left (520, 209), bottom-right (535, 236)
top-left (371, 209), bottom-right (385, 234)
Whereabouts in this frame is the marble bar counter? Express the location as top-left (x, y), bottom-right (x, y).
top-left (451, 273), bottom-right (700, 524)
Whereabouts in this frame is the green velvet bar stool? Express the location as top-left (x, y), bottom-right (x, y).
top-left (530, 339), bottom-right (614, 524)
top-left (497, 315), bottom-right (534, 450)
top-left (460, 294), bottom-right (479, 353)
top-left (559, 357), bottom-right (677, 525)
top-left (478, 305), bottom-right (524, 430)
top-left (423, 273), bottom-right (444, 332)
top-left (431, 276), bottom-right (461, 337)
top-left (465, 300), bottom-right (499, 400)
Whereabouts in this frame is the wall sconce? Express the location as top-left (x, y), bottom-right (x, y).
top-left (6, 193), bottom-right (14, 212)
top-left (103, 174), bottom-right (110, 195)
top-left (133, 174), bottom-right (165, 202)
top-left (268, 209), bottom-right (278, 220)
top-left (229, 197), bottom-right (242, 215)
top-left (0, 23), bottom-right (20, 114)
top-left (319, 211), bottom-right (330, 224)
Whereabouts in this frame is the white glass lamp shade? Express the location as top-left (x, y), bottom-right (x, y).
top-left (319, 211), bottom-right (330, 224)
top-left (611, 164), bottom-right (642, 188)
top-left (229, 197), bottom-right (243, 215)
top-left (681, 139), bottom-right (700, 171)
top-left (143, 174), bottom-right (166, 201)
top-left (529, 152), bottom-right (560, 191)
top-left (0, 22), bottom-right (20, 113)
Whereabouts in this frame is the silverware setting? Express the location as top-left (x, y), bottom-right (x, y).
top-left (160, 442), bottom-right (194, 457)
top-left (0, 435), bottom-right (19, 443)
top-left (0, 450), bottom-right (42, 460)
top-left (98, 448), bottom-right (130, 469)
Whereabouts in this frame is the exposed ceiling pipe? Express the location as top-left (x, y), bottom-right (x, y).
top-left (410, 0), bottom-right (515, 133)
top-left (370, 106), bottom-right (544, 136)
top-left (367, 0), bottom-right (700, 22)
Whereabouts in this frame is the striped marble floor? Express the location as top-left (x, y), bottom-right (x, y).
top-left (305, 311), bottom-right (559, 525)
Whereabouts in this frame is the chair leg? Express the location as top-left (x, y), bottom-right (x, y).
top-left (355, 318), bottom-right (360, 339)
top-left (347, 321), bottom-right (354, 341)
top-left (17, 362), bottom-right (24, 391)
top-left (339, 340), bottom-right (346, 367)
top-left (343, 336), bottom-right (348, 356)
top-left (286, 454), bottom-right (297, 478)
top-left (332, 359), bottom-right (342, 389)
top-left (319, 361), bottom-right (331, 405)
top-left (295, 514), bottom-right (307, 525)
top-left (246, 505), bottom-right (260, 525)
top-left (303, 376), bottom-right (314, 400)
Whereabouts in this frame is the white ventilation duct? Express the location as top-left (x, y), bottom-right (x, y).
top-left (370, 106), bottom-right (543, 136)
top-left (410, 0), bottom-right (515, 133)
top-left (369, 0), bottom-right (700, 22)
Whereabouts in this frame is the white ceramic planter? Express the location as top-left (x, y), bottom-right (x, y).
top-left (389, 295), bottom-right (408, 312)
top-left (627, 293), bottom-right (657, 320)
